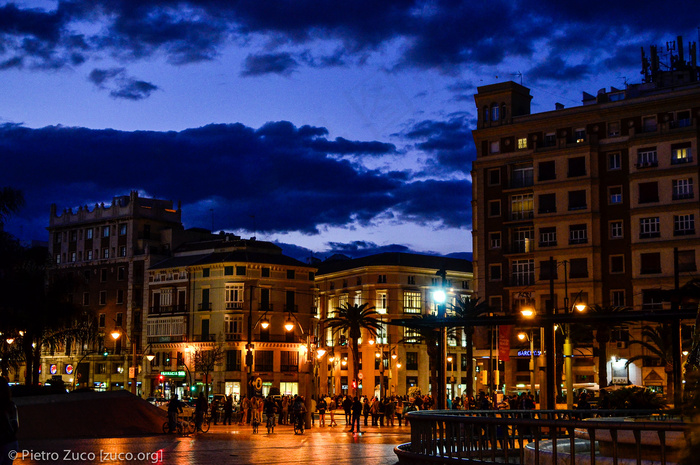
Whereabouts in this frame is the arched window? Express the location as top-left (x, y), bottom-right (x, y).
top-left (491, 104), bottom-right (499, 121)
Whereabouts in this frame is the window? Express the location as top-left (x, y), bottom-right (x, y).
top-left (55, 254), bottom-right (61, 264)
top-left (642, 116), bottom-right (657, 132)
top-left (403, 291), bottom-right (421, 313)
top-left (225, 283), bottom-right (245, 309)
top-left (638, 182), bottom-right (659, 203)
top-left (511, 194), bottom-right (534, 220)
top-left (488, 200), bottom-right (501, 217)
top-left (491, 104), bottom-right (499, 121)
top-left (512, 227), bottom-right (534, 253)
top-left (82, 292), bottom-right (90, 306)
top-left (538, 193), bottom-right (556, 213)
top-left (672, 178), bottom-right (694, 200)
top-left (640, 217), bottom-right (660, 238)
top-left (236, 266), bottom-right (246, 276)
top-left (539, 259), bottom-right (558, 280)
top-left (100, 268), bottom-right (108, 282)
top-left (98, 313), bottom-right (106, 327)
top-left (517, 138), bottom-right (528, 149)
top-left (671, 144), bottom-right (692, 164)
top-left (376, 292), bottom-right (388, 313)
top-left (568, 190), bottom-right (587, 210)
top-left (511, 259), bottom-right (534, 286)
top-left (569, 224), bottom-right (588, 244)
top-left (489, 296), bottom-right (503, 312)
top-left (377, 274), bottom-right (387, 283)
top-left (608, 152), bottom-right (621, 170)
top-left (102, 226), bottom-right (110, 238)
top-left (640, 253), bottom-right (662, 274)
top-left (406, 352), bottom-right (418, 370)
top-left (574, 128), bottom-right (586, 143)
top-left (489, 264), bottom-right (502, 281)
top-left (407, 276), bottom-right (415, 285)
top-left (254, 350), bottom-right (273, 372)
top-left (117, 266), bottom-right (125, 280)
top-left (224, 266), bottom-right (233, 275)
top-left (567, 157), bottom-right (586, 177)
top-left (118, 224), bottom-right (127, 236)
top-left (670, 110), bottom-right (691, 128)
top-left (674, 214), bottom-right (695, 236)
top-left (489, 232), bottom-right (501, 249)
top-left (609, 186), bottom-right (623, 204)
top-left (86, 250), bottom-right (93, 260)
top-left (544, 132), bottom-right (556, 147)
top-left (610, 255), bottom-right (625, 274)
top-left (226, 350), bottom-right (241, 371)
top-left (678, 250), bottom-right (697, 272)
top-left (102, 248), bottom-right (109, 259)
top-left (281, 351), bottom-right (299, 372)
top-left (538, 161), bottom-right (556, 181)
top-left (70, 252), bottom-right (76, 262)
top-left (119, 246), bottom-right (126, 257)
top-left (511, 164), bottom-right (533, 188)
top-left (483, 107), bottom-right (489, 123)
top-left (539, 227), bottom-right (557, 247)
top-left (608, 121), bottom-right (620, 137)
top-left (86, 228), bottom-right (93, 240)
top-left (569, 258), bottom-right (588, 278)
top-left (488, 168), bottom-right (501, 186)
top-left (490, 141), bottom-right (500, 154)
top-left (611, 290), bottom-right (625, 306)
top-left (224, 314), bottom-right (243, 338)
top-left (116, 289), bottom-right (124, 304)
top-left (261, 267), bottom-right (270, 278)
top-left (637, 148), bottom-right (657, 167)
top-left (404, 327), bottom-right (420, 344)
top-left (69, 230), bottom-right (77, 242)
top-left (287, 269), bottom-right (295, 279)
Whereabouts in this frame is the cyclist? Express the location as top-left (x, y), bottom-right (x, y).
top-left (292, 396), bottom-right (307, 433)
top-left (263, 396), bottom-right (277, 432)
top-left (167, 394), bottom-right (183, 433)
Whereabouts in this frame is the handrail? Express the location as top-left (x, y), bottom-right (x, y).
top-left (396, 409), bottom-right (692, 465)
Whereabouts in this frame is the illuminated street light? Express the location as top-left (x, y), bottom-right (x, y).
top-left (284, 317), bottom-right (295, 332)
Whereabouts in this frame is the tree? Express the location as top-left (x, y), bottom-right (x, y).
top-left (450, 297), bottom-right (491, 398)
top-left (324, 303), bottom-right (382, 397)
top-left (0, 187), bottom-right (24, 229)
top-left (626, 324), bottom-right (676, 403)
top-left (193, 343), bottom-right (226, 397)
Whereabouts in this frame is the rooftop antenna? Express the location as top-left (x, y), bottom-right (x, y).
top-left (512, 72), bottom-right (523, 85)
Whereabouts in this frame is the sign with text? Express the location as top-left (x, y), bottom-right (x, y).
top-left (498, 325), bottom-right (512, 361)
top-left (160, 370), bottom-right (186, 377)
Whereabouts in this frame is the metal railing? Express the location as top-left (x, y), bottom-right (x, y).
top-left (395, 409), bottom-right (692, 465)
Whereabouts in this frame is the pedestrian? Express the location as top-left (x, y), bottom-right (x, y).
top-left (370, 396), bottom-right (380, 425)
top-left (223, 394), bottom-right (234, 425)
top-left (362, 397), bottom-right (370, 426)
top-left (239, 396), bottom-right (250, 425)
top-left (350, 396), bottom-right (362, 433)
top-left (396, 397), bottom-right (404, 426)
top-left (378, 397), bottom-right (386, 426)
top-left (281, 396), bottom-right (289, 425)
top-left (0, 378), bottom-right (19, 465)
top-left (385, 396), bottom-right (396, 426)
top-left (194, 392), bottom-right (208, 432)
top-left (211, 397), bottom-right (219, 425)
top-left (263, 396), bottom-right (277, 429)
top-left (328, 397), bottom-right (338, 426)
top-left (317, 396), bottom-right (327, 427)
top-left (309, 395), bottom-right (317, 426)
top-left (342, 395), bottom-right (352, 425)
top-left (166, 393), bottom-right (183, 433)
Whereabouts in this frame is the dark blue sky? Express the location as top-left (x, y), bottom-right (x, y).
top-left (1, 1), bottom-right (698, 258)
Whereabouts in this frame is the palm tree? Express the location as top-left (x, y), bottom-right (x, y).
top-left (451, 297), bottom-right (490, 397)
top-left (0, 186), bottom-right (24, 229)
top-left (626, 324), bottom-right (675, 403)
top-left (585, 305), bottom-right (631, 389)
top-left (397, 314), bottom-right (445, 401)
top-left (324, 303), bottom-right (382, 397)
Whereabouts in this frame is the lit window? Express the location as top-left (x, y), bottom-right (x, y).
top-left (609, 186), bottom-right (622, 204)
top-left (403, 292), bottom-right (421, 313)
top-left (671, 146), bottom-right (692, 164)
top-left (517, 138), bottom-right (528, 149)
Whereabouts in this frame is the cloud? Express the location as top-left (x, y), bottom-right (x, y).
top-left (241, 52), bottom-right (298, 76)
top-left (88, 67), bottom-right (159, 100)
top-left (0, 121), bottom-right (469, 243)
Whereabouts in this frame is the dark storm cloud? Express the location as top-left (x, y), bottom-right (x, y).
top-left (88, 67), bottom-right (159, 100)
top-left (241, 52), bottom-right (298, 76)
top-left (3, 1), bottom-right (698, 81)
top-left (0, 121), bottom-right (463, 242)
top-left (400, 114), bottom-right (475, 174)
top-left (527, 56), bottom-right (593, 82)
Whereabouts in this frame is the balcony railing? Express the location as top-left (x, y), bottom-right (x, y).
top-left (259, 303), bottom-right (274, 311)
top-left (198, 302), bottom-right (212, 311)
top-left (225, 333), bottom-right (243, 341)
top-left (149, 305), bottom-right (188, 315)
top-left (285, 304), bottom-right (299, 312)
top-left (226, 302), bottom-right (244, 310)
top-left (510, 211), bottom-right (534, 221)
top-left (193, 334), bottom-right (216, 342)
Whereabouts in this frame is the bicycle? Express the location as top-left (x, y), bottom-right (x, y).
top-left (266, 414), bottom-right (275, 434)
top-left (293, 414), bottom-right (304, 435)
top-left (194, 413), bottom-right (211, 433)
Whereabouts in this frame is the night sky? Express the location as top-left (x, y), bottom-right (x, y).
top-left (1, 1), bottom-right (698, 260)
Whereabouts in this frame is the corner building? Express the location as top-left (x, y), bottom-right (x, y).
top-left (471, 51), bottom-right (699, 391)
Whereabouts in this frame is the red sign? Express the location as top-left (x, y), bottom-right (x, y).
top-left (50, 364), bottom-right (58, 375)
top-left (65, 364), bottom-right (74, 375)
top-left (498, 325), bottom-right (512, 361)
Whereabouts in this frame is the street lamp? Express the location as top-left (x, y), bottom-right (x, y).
top-left (517, 331), bottom-right (536, 396)
top-left (432, 268), bottom-right (448, 410)
top-left (563, 292), bottom-right (586, 409)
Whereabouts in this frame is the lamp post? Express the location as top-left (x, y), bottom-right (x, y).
top-left (517, 331), bottom-right (536, 395)
top-left (433, 268), bottom-right (448, 410)
top-left (111, 329), bottom-right (138, 395)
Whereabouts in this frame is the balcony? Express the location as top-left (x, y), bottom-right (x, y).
top-left (149, 305), bottom-right (187, 315)
top-left (259, 303), bottom-right (274, 311)
top-left (198, 302), bottom-right (212, 311)
top-left (193, 334), bottom-right (216, 342)
top-left (635, 161), bottom-right (658, 169)
top-left (284, 304), bottom-right (299, 312)
top-left (672, 192), bottom-right (694, 200)
top-left (226, 302), bottom-right (244, 310)
top-left (510, 211), bottom-right (534, 221)
top-left (225, 333), bottom-right (243, 341)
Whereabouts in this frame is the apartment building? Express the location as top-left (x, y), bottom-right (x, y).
top-left (315, 252), bottom-right (474, 399)
top-left (471, 40), bottom-right (699, 392)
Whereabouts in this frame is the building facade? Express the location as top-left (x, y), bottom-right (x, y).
top-left (144, 235), bottom-right (318, 401)
top-left (315, 253), bottom-right (474, 399)
top-left (471, 43), bottom-right (699, 394)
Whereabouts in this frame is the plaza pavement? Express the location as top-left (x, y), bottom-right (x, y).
top-left (11, 420), bottom-right (411, 465)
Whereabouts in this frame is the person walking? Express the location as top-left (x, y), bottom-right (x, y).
top-left (349, 397), bottom-right (362, 433)
top-left (309, 396), bottom-right (317, 427)
top-left (362, 397), bottom-right (370, 426)
top-left (317, 396), bottom-right (327, 427)
top-left (1, 378), bottom-right (19, 465)
top-left (385, 396), bottom-right (396, 426)
top-left (240, 396), bottom-right (250, 425)
top-left (166, 393), bottom-right (183, 433)
top-left (370, 396), bottom-right (380, 426)
top-left (281, 396), bottom-right (289, 425)
top-left (328, 397), bottom-right (338, 426)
